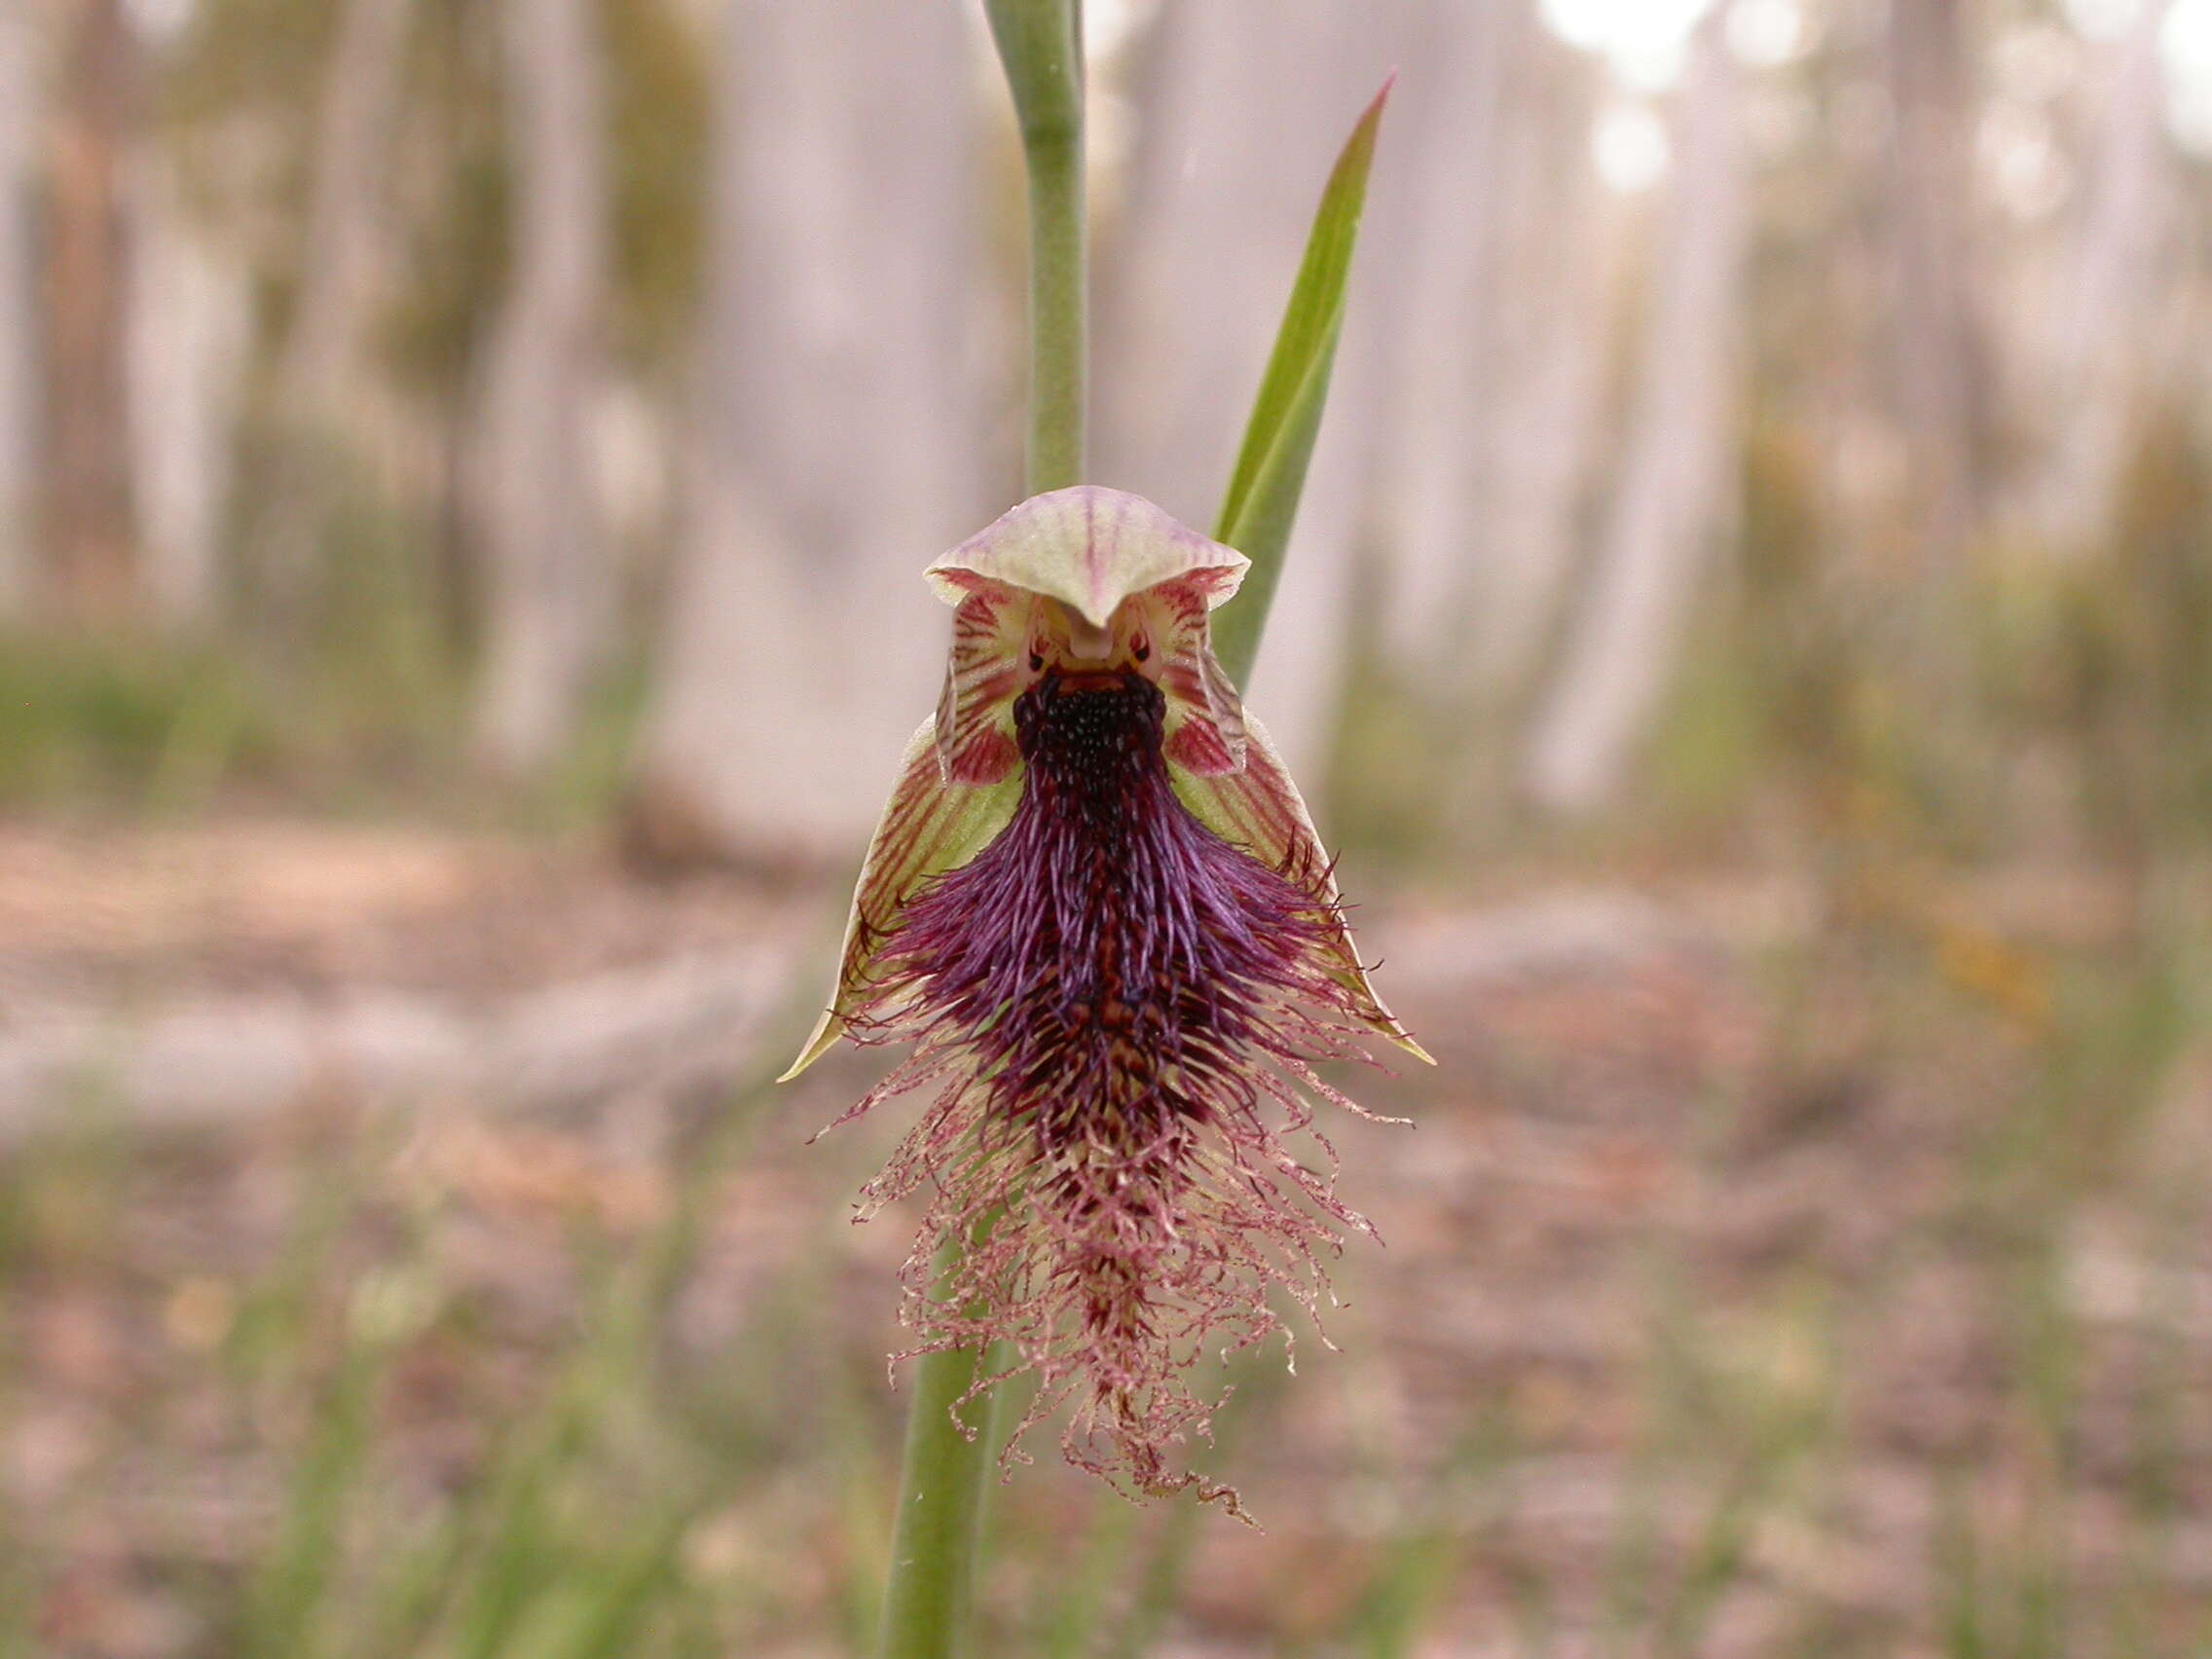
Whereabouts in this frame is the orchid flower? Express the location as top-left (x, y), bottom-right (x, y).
top-left (785, 485), bottom-right (1429, 1512)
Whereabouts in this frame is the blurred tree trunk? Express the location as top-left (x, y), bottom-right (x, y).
top-left (2037, 0), bottom-right (2175, 561)
top-left (1522, 18), bottom-right (1748, 816)
top-left (1098, 0), bottom-right (1406, 780)
top-left (1370, 2), bottom-right (1583, 692)
top-left (40, 0), bottom-right (137, 623)
top-left (253, 0), bottom-right (414, 619)
top-left (129, 155), bottom-right (251, 628)
top-left (467, 0), bottom-right (610, 772)
top-left (629, 0), bottom-right (986, 866)
top-left (1419, 20), bottom-right (1610, 709)
top-left (0, 2), bottom-right (39, 618)
top-left (1884, 0), bottom-right (1984, 572)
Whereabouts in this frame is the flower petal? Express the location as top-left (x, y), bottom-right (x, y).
top-left (932, 577), bottom-right (1030, 786)
top-left (1143, 576), bottom-right (1248, 777)
top-left (780, 717), bottom-right (1021, 1080)
top-left (928, 488), bottom-right (1252, 786)
top-left (1169, 712), bottom-right (1433, 1063)
top-left (926, 487), bottom-right (1248, 628)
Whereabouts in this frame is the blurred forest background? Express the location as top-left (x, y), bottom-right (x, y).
top-left (3, 0), bottom-right (2212, 854)
top-left (4, 0), bottom-right (2212, 1654)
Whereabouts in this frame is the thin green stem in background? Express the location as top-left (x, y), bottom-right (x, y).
top-left (986, 0), bottom-right (1087, 494)
top-left (876, 4), bottom-right (1087, 1656)
top-left (875, 1237), bottom-right (1007, 1659)
top-left (1210, 79), bottom-right (1388, 689)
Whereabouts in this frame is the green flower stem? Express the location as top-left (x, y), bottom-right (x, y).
top-left (877, 5), bottom-right (1086, 1655)
top-left (875, 1237), bottom-right (1005, 1659)
top-left (986, 0), bottom-right (1087, 493)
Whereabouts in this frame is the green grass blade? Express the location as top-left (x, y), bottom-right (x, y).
top-left (1211, 76), bottom-right (1391, 689)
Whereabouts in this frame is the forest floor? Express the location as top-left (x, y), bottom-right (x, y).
top-left (1, 816), bottom-right (2207, 1658)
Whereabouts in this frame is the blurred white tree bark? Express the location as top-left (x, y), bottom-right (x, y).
top-left (1884, 0), bottom-right (1983, 572)
top-left (255, 0), bottom-right (413, 611)
top-left (1523, 18), bottom-right (1748, 816)
top-left (0, 2), bottom-right (39, 618)
top-left (129, 154), bottom-right (251, 628)
top-left (1366, 0), bottom-right (1511, 677)
top-left (468, 0), bottom-right (610, 771)
top-left (1437, 25), bottom-right (1613, 707)
top-left (2037, 0), bottom-right (2176, 560)
top-left (278, 0), bottom-right (411, 431)
top-left (630, 0), bottom-right (986, 864)
top-left (1374, 6), bottom-right (1606, 705)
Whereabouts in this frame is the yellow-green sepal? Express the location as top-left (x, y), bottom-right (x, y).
top-left (780, 718), bottom-right (1021, 1081)
top-left (1169, 711), bottom-right (1433, 1065)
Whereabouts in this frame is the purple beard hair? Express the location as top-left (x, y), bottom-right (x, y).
top-left (833, 667), bottom-right (1392, 1519)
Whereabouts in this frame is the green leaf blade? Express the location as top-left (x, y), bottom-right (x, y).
top-left (1211, 74), bottom-right (1392, 688)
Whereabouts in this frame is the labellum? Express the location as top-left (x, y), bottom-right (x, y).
top-left (784, 487), bottom-right (1429, 1514)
